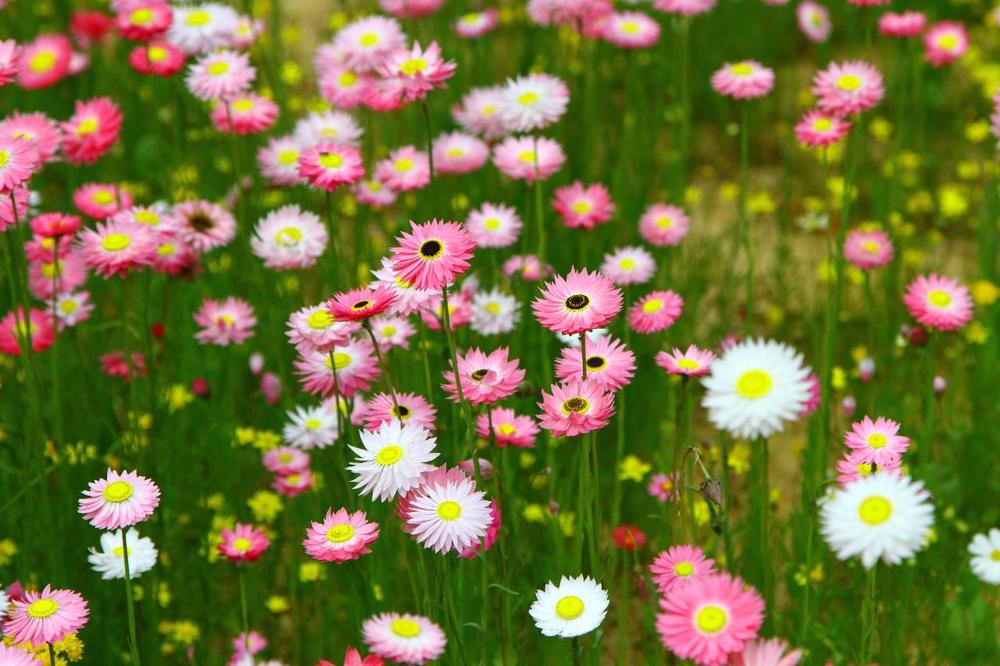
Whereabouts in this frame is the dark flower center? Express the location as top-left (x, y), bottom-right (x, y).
top-left (352, 300), bottom-right (371, 311)
top-left (586, 356), bottom-right (606, 370)
top-left (470, 368), bottom-right (489, 381)
top-left (565, 294), bottom-right (590, 311)
top-left (392, 405), bottom-right (411, 419)
top-left (419, 239), bottom-right (443, 259)
top-left (563, 397), bottom-right (589, 413)
top-left (189, 212), bottom-right (214, 232)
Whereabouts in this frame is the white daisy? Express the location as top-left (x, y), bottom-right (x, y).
top-left (471, 289), bottom-right (520, 336)
top-left (168, 3), bottom-right (239, 54)
top-left (0, 587), bottom-right (8, 620)
top-left (701, 338), bottom-right (812, 440)
top-left (820, 473), bottom-right (934, 569)
top-left (406, 478), bottom-right (492, 554)
top-left (529, 575), bottom-right (609, 638)
top-left (54, 290), bottom-right (93, 328)
top-left (348, 419), bottom-right (438, 501)
top-left (968, 528), bottom-right (1000, 585)
top-left (283, 404), bottom-right (339, 449)
top-left (498, 73), bottom-right (569, 133)
top-left (370, 257), bottom-right (437, 316)
top-left (88, 529), bottom-right (158, 580)
top-left (250, 204), bottom-right (328, 270)
top-left (292, 110), bottom-right (363, 149)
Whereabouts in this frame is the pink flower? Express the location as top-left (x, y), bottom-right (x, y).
top-left (653, 0), bottom-right (717, 16)
top-left (1, 186), bottom-right (30, 230)
top-left (796, 1), bottom-right (831, 43)
top-left (639, 203), bottom-right (690, 246)
top-left (128, 40), bottom-right (185, 77)
top-left (602, 246), bottom-right (656, 285)
top-left (794, 109), bottom-right (851, 148)
top-left (294, 338), bottom-right (380, 398)
top-left (73, 182), bottom-right (133, 220)
top-left (375, 41), bottom-right (455, 104)
top-left (845, 415), bottom-right (910, 466)
top-left (532, 268), bottom-right (623, 335)
top-left (257, 134), bottom-right (305, 187)
top-left (843, 228), bottom-right (893, 270)
top-left (194, 297), bottom-right (256, 346)
top-left (834, 451), bottom-right (902, 486)
top-left (420, 289), bottom-right (473, 331)
top-left (17, 34), bottom-right (73, 89)
top-left (0, 112), bottom-right (62, 164)
top-left (629, 290), bottom-right (684, 334)
top-left (493, 136), bottom-right (566, 182)
top-left (173, 199), bottom-right (237, 252)
top-left (879, 11), bottom-right (926, 38)
top-left (380, 0), bottom-right (444, 19)
top-left (799, 372), bottom-right (821, 418)
top-left (647, 471), bottom-right (680, 502)
top-left (443, 347), bottom-right (525, 405)
top-left (711, 61), bottom-right (774, 99)
top-left (902, 274), bottom-right (974, 332)
top-left (286, 303), bottom-right (360, 354)
top-left (0, 136), bottom-right (38, 193)
top-left (77, 219), bottom-right (155, 277)
top-left (656, 572), bottom-right (764, 665)
top-left (538, 378), bottom-right (616, 437)
top-left (354, 176), bottom-right (397, 208)
top-left (432, 131), bottom-right (489, 175)
top-left (649, 544), bottom-right (717, 593)
top-left (303, 508), bottom-right (380, 562)
top-left (0, 308), bottom-right (54, 356)
top-left (2, 585), bottom-right (89, 645)
top-left (0, 643), bottom-right (43, 666)
top-left (728, 638), bottom-right (802, 666)
top-left (459, 500), bottom-right (501, 558)
top-left (263, 447), bottom-right (310, 474)
top-left (812, 61), bottom-right (884, 115)
top-left (390, 220), bottom-right (476, 290)
top-left (476, 407), bottom-right (540, 448)
top-left (211, 93), bottom-right (279, 135)
top-left (602, 12), bottom-right (661, 49)
top-left (362, 612), bottom-right (446, 664)
top-left (273, 469), bottom-right (313, 497)
top-left (61, 97), bottom-right (123, 165)
top-left (465, 202), bottom-right (522, 248)
top-left (185, 49), bottom-right (255, 101)
top-left (319, 65), bottom-right (372, 109)
top-left (0, 39), bottom-right (21, 86)
top-left (299, 143), bottom-right (365, 191)
top-left (328, 285), bottom-right (397, 322)
top-left (553, 182), bottom-right (615, 229)
top-left (555, 335), bottom-right (635, 391)
top-left (376, 146), bottom-right (430, 192)
top-left (455, 10), bottom-right (499, 39)
top-left (218, 524), bottom-right (270, 563)
top-left (30, 212), bottom-right (81, 239)
top-left (503, 254), bottom-right (548, 281)
top-left (250, 204), bottom-right (327, 270)
top-left (452, 86), bottom-right (506, 140)
top-left (332, 15), bottom-right (405, 73)
top-left (528, 0), bottom-right (614, 27)
top-left (400, 473), bottom-right (492, 554)
top-left (231, 630), bottom-right (267, 661)
top-left (99, 351), bottom-right (147, 383)
top-left (363, 391), bottom-right (437, 432)
top-left (924, 21), bottom-right (969, 67)
top-left (29, 252), bottom-right (86, 300)
top-left (116, 1), bottom-right (173, 41)
top-left (78, 468), bottom-right (160, 530)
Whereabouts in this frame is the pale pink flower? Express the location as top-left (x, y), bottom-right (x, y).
top-left (78, 469), bottom-right (160, 530)
top-left (711, 61), bottom-right (775, 99)
top-left (193, 297), bottom-right (256, 345)
top-left (639, 203), bottom-right (690, 246)
top-left (552, 182), bottom-right (615, 229)
top-left (493, 135), bottom-right (565, 182)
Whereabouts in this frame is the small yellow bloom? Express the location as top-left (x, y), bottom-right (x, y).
top-left (868, 117), bottom-right (892, 142)
top-left (748, 190), bottom-right (776, 215)
top-left (165, 384), bottom-right (194, 412)
top-left (253, 430), bottom-right (281, 450)
top-left (831, 367), bottom-right (847, 391)
top-left (965, 120), bottom-right (991, 143)
top-left (727, 442), bottom-right (750, 475)
top-left (558, 512), bottom-right (576, 537)
top-left (618, 454), bottom-right (651, 482)
top-left (520, 452), bottom-right (537, 468)
top-left (299, 561), bottom-right (324, 583)
top-left (0, 538), bottom-right (18, 565)
top-left (235, 427), bottom-right (257, 446)
top-left (248, 490), bottom-right (284, 523)
top-left (965, 321), bottom-right (989, 344)
top-left (266, 596), bottom-right (290, 613)
top-left (972, 280), bottom-right (999, 306)
top-left (692, 499), bottom-right (710, 526)
top-left (523, 504), bottom-right (545, 523)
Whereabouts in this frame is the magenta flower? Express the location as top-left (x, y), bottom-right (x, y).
top-left (303, 508), bottom-right (380, 563)
top-left (649, 544), bottom-right (717, 594)
top-left (218, 523), bottom-right (270, 563)
top-left (537, 378), bottom-right (616, 437)
top-left (390, 220), bottom-right (476, 291)
top-left (555, 335), bottom-right (636, 391)
top-left (902, 274), bottom-right (974, 332)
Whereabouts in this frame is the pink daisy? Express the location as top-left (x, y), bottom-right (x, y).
top-left (0, 186), bottom-right (30, 230)
top-left (656, 572), bottom-right (764, 666)
top-left (54, 291), bottom-right (94, 330)
top-left (172, 200), bottom-right (237, 252)
top-left (0, 136), bottom-right (38, 193)
top-left (370, 257), bottom-right (438, 316)
top-left (492, 136), bottom-right (566, 182)
top-left (532, 268), bottom-right (623, 335)
top-left (61, 97), bottom-right (122, 165)
top-left (0, 40), bottom-right (21, 86)
top-left (390, 220), bottom-right (476, 290)
top-left (370, 314), bottom-right (415, 351)
top-left (263, 447), bottom-right (310, 474)
top-left (639, 203), bottom-right (690, 246)
top-left (528, 0), bottom-right (615, 27)
top-left (843, 228), bottom-right (893, 270)
top-left (602, 246), bottom-right (656, 285)
top-left (193, 297), bottom-right (256, 345)
top-left (711, 61), bottom-right (774, 99)
top-left (354, 176), bottom-right (398, 208)
top-left (629, 290), bottom-right (684, 334)
top-left (73, 182), bottom-right (132, 220)
top-left (332, 15), bottom-right (405, 73)
top-left (211, 93), bottom-right (279, 135)
top-left (2, 585), bottom-right (89, 645)
top-left (647, 471), bottom-right (680, 502)
top-left (299, 143), bottom-right (365, 191)
top-left (844, 416), bottom-right (910, 466)
top-left (728, 638), bottom-right (803, 666)
top-left (328, 285), bottom-right (397, 322)
top-left (303, 508), bottom-right (380, 563)
top-left (77, 219), bottom-right (155, 277)
top-left (380, 0), bottom-right (444, 19)
top-left (100, 351), bottom-right (147, 383)
top-left (396, 465), bottom-right (469, 533)
top-left (432, 131), bottom-right (490, 175)
top-left (443, 347), bottom-right (525, 405)
top-left (29, 252), bottom-right (87, 300)
top-left (504, 254), bottom-right (548, 281)
top-left (286, 303), bottom-right (361, 354)
top-left (455, 10), bottom-right (499, 39)
top-left (294, 338), bottom-right (380, 398)
top-left (17, 34), bottom-right (73, 89)
top-left (362, 612), bottom-right (446, 664)
top-left (319, 65), bottom-right (373, 109)
top-left (796, 1), bottom-right (831, 43)
top-left (812, 61), bottom-right (884, 116)
top-left (555, 335), bottom-right (635, 391)
top-left (0, 308), bottom-right (55, 356)
top-left (420, 289), bottom-right (473, 332)
top-left (218, 524), bottom-right (270, 563)
top-left (799, 373), bottom-right (821, 418)
top-left (128, 40), bottom-right (186, 77)
top-left (402, 474), bottom-right (493, 554)
top-left (476, 407), bottom-right (540, 448)
top-left (553, 182), bottom-right (615, 230)
top-left (794, 109), bottom-right (851, 148)
top-left (116, 1), bottom-right (173, 41)
top-left (465, 202), bottom-right (522, 248)
top-left (879, 11), bottom-right (926, 39)
top-left (0, 644), bottom-right (42, 665)
top-left (902, 274), bottom-right (974, 332)
top-left (924, 21), bottom-right (969, 67)
top-left (653, 0), bottom-right (717, 16)
top-left (601, 12), bottom-right (661, 49)
top-left (250, 204), bottom-right (328, 270)
top-left (257, 134), bottom-right (305, 187)
top-left (149, 231), bottom-right (197, 276)
top-left (363, 391), bottom-right (437, 432)
top-left (649, 544), bottom-right (717, 593)
top-left (376, 146), bottom-right (430, 192)
top-left (0, 112), bottom-right (63, 164)
top-left (78, 468), bottom-right (160, 530)
top-left (185, 49), bottom-right (255, 101)
top-left (452, 86), bottom-right (505, 141)
top-left (537, 378), bottom-right (616, 437)
top-left (834, 451), bottom-right (902, 487)
top-left (274, 469), bottom-right (314, 497)
top-left (293, 107), bottom-right (363, 148)
top-left (376, 41), bottom-right (456, 104)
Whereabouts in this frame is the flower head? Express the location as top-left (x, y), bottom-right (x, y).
top-left (476, 407), bottom-right (540, 448)
top-left (533, 268), bottom-right (623, 335)
top-left (186, 49), bottom-right (255, 101)
top-left (555, 335), bottom-right (635, 391)
top-left (493, 136), bottom-right (566, 182)
top-left (362, 392), bottom-right (437, 432)
top-left (348, 419), bottom-right (439, 501)
top-left (2, 585), bottom-right (89, 645)
top-left (650, 544), bottom-right (717, 593)
top-left (303, 508), bottom-right (380, 563)
top-left (529, 575), bottom-right (609, 638)
top-left (902, 274), bottom-right (974, 332)
top-left (402, 474), bottom-right (492, 554)
top-left (812, 61), bottom-right (884, 115)
top-left (443, 347), bottom-right (525, 405)
top-left (498, 73), bottom-right (569, 133)
top-left (299, 143), bottom-right (365, 191)
top-left (711, 61), bottom-right (775, 99)
top-left (629, 290), bottom-right (684, 334)
top-left (390, 220), bottom-right (476, 290)
top-left (194, 297), bottom-right (256, 346)
top-left (78, 469), bottom-right (160, 530)
top-left (88, 528), bottom-right (158, 580)
top-left (218, 523), bottom-right (270, 562)
top-left (538, 378), bottom-right (616, 437)
top-left (924, 22), bottom-right (968, 67)
top-left (794, 109), bottom-right (851, 148)
top-left (328, 285), bottom-right (396, 322)
top-left (362, 612), bottom-right (446, 664)
top-left (639, 203), bottom-right (690, 246)
top-left (968, 528), bottom-right (1000, 585)
top-left (251, 205), bottom-right (327, 270)
top-left (553, 182), bottom-right (615, 230)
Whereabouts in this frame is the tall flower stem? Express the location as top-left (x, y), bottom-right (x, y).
top-left (860, 565), bottom-right (879, 664)
top-left (420, 100), bottom-right (436, 185)
top-left (122, 529), bottom-right (141, 665)
top-left (238, 567), bottom-right (250, 657)
top-left (440, 286), bottom-right (475, 452)
top-left (324, 190), bottom-right (343, 288)
top-left (533, 137), bottom-right (546, 262)
top-left (738, 102), bottom-right (754, 331)
top-left (921, 336), bottom-right (936, 470)
top-left (48, 644), bottom-right (57, 665)
top-left (362, 320), bottom-right (400, 412)
top-left (749, 435), bottom-right (772, 617)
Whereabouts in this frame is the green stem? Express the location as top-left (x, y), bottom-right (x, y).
top-left (533, 137), bottom-right (546, 262)
top-left (860, 565), bottom-right (879, 664)
top-left (122, 529), bottom-right (141, 665)
top-left (739, 102), bottom-right (754, 332)
top-left (362, 321), bottom-right (400, 413)
top-left (238, 567), bottom-right (250, 655)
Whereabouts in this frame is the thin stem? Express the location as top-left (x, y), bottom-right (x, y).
top-left (48, 643), bottom-right (57, 665)
top-left (739, 102), bottom-right (754, 331)
top-left (238, 567), bottom-right (250, 655)
top-left (420, 100), bottom-right (436, 184)
top-left (122, 529), bottom-right (141, 665)
top-left (579, 332), bottom-right (588, 381)
top-left (362, 320), bottom-right (400, 412)
top-left (440, 286), bottom-right (475, 453)
top-left (860, 565), bottom-right (879, 664)
top-left (533, 137), bottom-right (546, 262)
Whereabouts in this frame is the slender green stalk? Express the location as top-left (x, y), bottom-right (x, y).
top-left (750, 436), bottom-right (772, 615)
top-left (533, 138), bottom-right (546, 262)
top-left (362, 320), bottom-right (400, 412)
top-left (238, 567), bottom-right (250, 655)
top-left (860, 565), bottom-right (879, 664)
top-left (122, 529), bottom-right (142, 665)
top-left (739, 102), bottom-right (754, 332)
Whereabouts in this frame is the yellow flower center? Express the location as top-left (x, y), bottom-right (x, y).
top-left (730, 62), bottom-right (754, 76)
top-left (93, 190), bottom-right (115, 205)
top-left (274, 226), bottom-right (302, 246)
top-left (339, 71), bottom-right (358, 87)
top-left (232, 98), bottom-right (255, 113)
top-left (485, 301), bottom-right (501, 315)
top-left (148, 46), bottom-right (168, 62)
top-left (380, 324), bottom-right (397, 337)
top-left (619, 258), bottom-right (636, 271)
top-left (135, 210), bottom-right (160, 225)
top-left (656, 215), bottom-right (673, 229)
top-left (927, 290), bottom-right (951, 307)
top-left (674, 561), bottom-right (694, 576)
top-left (695, 605), bottom-right (728, 633)
top-left (400, 58), bottom-right (427, 76)
top-left (27, 598), bottom-right (59, 619)
top-left (101, 233), bottom-right (132, 252)
top-left (858, 495), bottom-right (893, 525)
top-left (735, 369), bottom-right (772, 399)
top-left (319, 152), bottom-right (344, 169)
top-left (857, 462), bottom-right (873, 477)
top-left (518, 150), bottom-right (536, 163)
top-left (483, 217), bottom-right (504, 232)
top-left (325, 352), bottom-right (351, 370)
top-left (620, 21), bottom-right (640, 34)
top-left (391, 618), bottom-right (421, 638)
top-left (305, 418), bottom-right (322, 430)
top-left (157, 243), bottom-right (176, 257)
top-left (113, 546), bottom-right (132, 557)
top-left (0, 151), bottom-right (8, 168)
top-left (208, 61), bottom-right (229, 76)
top-left (836, 75), bottom-right (862, 92)
top-left (866, 433), bottom-right (887, 449)
top-left (395, 275), bottom-right (411, 288)
top-left (561, 397), bottom-right (590, 415)
top-left (812, 118), bottom-right (833, 132)
top-left (277, 149), bottom-right (299, 165)
top-left (29, 50), bottom-right (56, 73)
top-left (376, 445), bottom-right (403, 466)
top-left (103, 480), bottom-right (134, 502)
top-left (278, 453), bottom-right (293, 463)
top-left (937, 34), bottom-right (958, 50)
top-left (555, 595), bottom-right (584, 620)
top-left (518, 91), bottom-right (539, 106)
top-left (360, 33), bottom-right (379, 47)
top-left (446, 147), bottom-right (465, 157)
top-left (498, 423), bottom-right (516, 436)
top-left (327, 524), bottom-right (354, 543)
top-left (861, 240), bottom-right (879, 253)
top-left (59, 299), bottom-right (79, 314)
top-left (394, 157), bottom-right (414, 172)
top-left (642, 299), bottom-right (663, 314)
top-left (462, 13), bottom-right (481, 24)
top-left (676, 358), bottom-right (699, 370)
top-left (572, 200), bottom-right (593, 214)
top-left (307, 310), bottom-right (334, 329)
top-left (437, 500), bottom-right (462, 521)
top-left (367, 181), bottom-right (383, 191)
top-left (41, 261), bottom-right (62, 279)
top-left (991, 549), bottom-right (1000, 562)
top-left (232, 537), bottom-right (252, 551)
top-left (131, 8), bottom-right (154, 25)
top-left (186, 10), bottom-right (210, 26)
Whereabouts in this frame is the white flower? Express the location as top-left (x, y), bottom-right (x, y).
top-left (820, 474), bottom-right (934, 569)
top-left (348, 419), bottom-right (438, 501)
top-left (471, 289), bottom-right (520, 336)
top-left (54, 291), bottom-right (93, 328)
top-left (283, 404), bottom-right (339, 449)
top-left (701, 338), bottom-right (812, 439)
top-left (0, 587), bottom-right (9, 620)
top-left (498, 73), bottom-right (569, 133)
top-left (293, 110), bottom-right (363, 149)
top-left (88, 529), bottom-right (158, 580)
top-left (168, 3), bottom-right (239, 54)
top-left (406, 478), bottom-right (492, 554)
top-left (370, 257), bottom-right (437, 316)
top-left (556, 328), bottom-right (608, 348)
top-left (529, 575), bottom-right (609, 638)
top-left (250, 205), bottom-right (328, 270)
top-left (968, 528), bottom-right (1000, 585)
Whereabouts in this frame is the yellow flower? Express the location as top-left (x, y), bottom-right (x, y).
top-left (235, 427), bottom-right (257, 446)
top-left (618, 454), bottom-right (651, 482)
top-left (0, 538), bottom-right (17, 565)
top-left (280, 62), bottom-right (303, 86)
top-left (965, 120), bottom-right (991, 142)
top-left (693, 499), bottom-right (710, 526)
top-left (253, 430), bottom-right (281, 450)
top-left (937, 184), bottom-right (968, 218)
top-left (166, 384), bottom-right (194, 412)
top-left (158, 582), bottom-right (171, 608)
top-left (267, 596), bottom-right (290, 613)
top-left (868, 117), bottom-right (892, 142)
top-left (831, 366), bottom-right (847, 391)
top-left (523, 504), bottom-right (545, 523)
top-left (727, 442), bottom-right (750, 474)
top-left (248, 490), bottom-right (284, 523)
top-left (558, 512), bottom-right (576, 537)
top-left (520, 452), bottom-right (537, 468)
top-left (748, 190), bottom-right (775, 215)
top-left (965, 321), bottom-right (989, 344)
top-left (720, 182), bottom-right (739, 201)
top-left (204, 493), bottom-right (225, 511)
top-left (684, 185), bottom-right (702, 207)
top-left (972, 280), bottom-right (999, 306)
top-left (299, 561), bottom-right (324, 583)
top-left (161, 620), bottom-right (200, 645)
